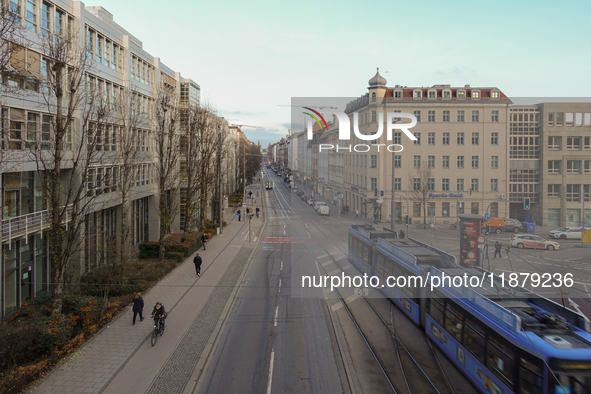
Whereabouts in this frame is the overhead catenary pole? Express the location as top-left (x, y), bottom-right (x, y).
top-left (219, 130), bottom-right (223, 234)
top-left (391, 150), bottom-right (395, 232)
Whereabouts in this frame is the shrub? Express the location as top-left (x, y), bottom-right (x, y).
top-left (139, 241), bottom-right (159, 259)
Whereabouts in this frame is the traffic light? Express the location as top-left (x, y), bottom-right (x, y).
top-left (524, 197), bottom-right (530, 210)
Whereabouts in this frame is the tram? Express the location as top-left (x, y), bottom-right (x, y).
top-left (348, 225), bottom-right (591, 394)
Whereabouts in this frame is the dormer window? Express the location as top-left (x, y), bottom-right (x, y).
top-left (413, 90), bottom-right (422, 99)
top-left (443, 90), bottom-right (451, 99)
top-left (428, 90), bottom-right (436, 99)
top-left (371, 92), bottom-right (376, 102)
top-left (472, 90), bottom-right (480, 99)
top-left (457, 90), bottom-right (466, 99)
top-left (490, 90), bottom-right (500, 99)
top-left (394, 90), bottom-right (402, 99)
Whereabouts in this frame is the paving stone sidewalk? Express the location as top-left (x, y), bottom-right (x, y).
top-left (29, 211), bottom-right (263, 394)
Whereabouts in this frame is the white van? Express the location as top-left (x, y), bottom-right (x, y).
top-left (317, 205), bottom-right (330, 215)
top-left (314, 202), bottom-right (327, 211)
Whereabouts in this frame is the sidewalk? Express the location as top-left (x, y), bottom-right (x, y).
top-left (29, 206), bottom-right (265, 394)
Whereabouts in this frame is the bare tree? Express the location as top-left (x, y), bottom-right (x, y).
top-left (27, 30), bottom-right (107, 315)
top-left (408, 162), bottom-right (433, 225)
top-left (196, 112), bottom-right (219, 226)
top-left (153, 85), bottom-right (181, 259)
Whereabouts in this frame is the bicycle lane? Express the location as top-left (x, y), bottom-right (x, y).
top-left (28, 213), bottom-right (264, 394)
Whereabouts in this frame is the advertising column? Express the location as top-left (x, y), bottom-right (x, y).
top-left (458, 214), bottom-right (484, 268)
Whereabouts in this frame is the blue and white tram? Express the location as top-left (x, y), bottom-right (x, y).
top-left (348, 226), bottom-right (591, 394)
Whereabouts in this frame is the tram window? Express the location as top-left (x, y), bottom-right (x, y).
top-left (519, 358), bottom-right (543, 394)
top-left (428, 297), bottom-right (444, 325)
top-left (487, 337), bottom-right (514, 388)
top-left (376, 255), bottom-right (386, 276)
top-left (463, 319), bottom-right (485, 363)
top-left (362, 244), bottom-right (370, 261)
top-left (444, 303), bottom-right (464, 342)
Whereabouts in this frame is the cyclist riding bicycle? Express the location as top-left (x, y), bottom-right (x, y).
top-left (151, 302), bottom-right (166, 329)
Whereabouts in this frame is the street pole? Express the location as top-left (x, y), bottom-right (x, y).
top-left (219, 131), bottom-right (223, 234)
top-left (249, 211), bottom-right (252, 242)
top-left (391, 149), bottom-right (395, 232)
top-left (398, 194), bottom-right (410, 237)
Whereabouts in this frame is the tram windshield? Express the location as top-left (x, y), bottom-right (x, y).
top-left (550, 367), bottom-right (591, 394)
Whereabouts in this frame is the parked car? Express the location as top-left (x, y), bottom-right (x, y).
top-left (549, 227), bottom-right (590, 239)
top-left (510, 234), bottom-right (560, 251)
top-left (265, 182), bottom-right (274, 190)
top-left (307, 198), bottom-right (314, 206)
top-left (504, 218), bottom-right (523, 233)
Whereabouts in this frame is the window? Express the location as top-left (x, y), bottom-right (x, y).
top-left (548, 160), bottom-right (561, 174)
top-left (457, 132), bottom-right (464, 145)
top-left (413, 155), bottom-right (421, 168)
top-left (428, 132), bottom-right (435, 145)
top-left (472, 90), bottom-right (480, 99)
top-left (567, 137), bottom-right (581, 150)
top-left (491, 110), bottom-right (499, 122)
top-left (472, 110), bottom-right (480, 122)
top-left (442, 178), bottom-right (450, 191)
top-left (471, 202), bottom-right (479, 214)
top-left (457, 178), bottom-right (464, 191)
top-left (26, 112), bottom-right (38, 150)
top-left (96, 35), bottom-right (103, 63)
top-left (566, 160), bottom-right (581, 173)
top-left (8, 0), bottom-right (20, 23)
top-left (413, 132), bottom-right (421, 145)
top-left (491, 132), bottom-right (499, 145)
top-left (567, 184), bottom-right (581, 202)
top-left (104, 40), bottom-right (110, 67)
top-left (370, 178), bottom-right (377, 191)
top-left (472, 132), bottom-right (479, 145)
top-left (442, 156), bottom-right (450, 168)
top-left (548, 184), bottom-right (560, 197)
top-left (491, 91), bottom-right (500, 99)
top-left (26, 0), bottom-right (36, 31)
top-left (585, 160), bottom-right (591, 174)
top-left (471, 179), bottom-right (479, 192)
top-left (413, 179), bottom-right (421, 191)
top-left (487, 337), bottom-right (514, 387)
top-left (444, 303), bottom-right (463, 342)
top-left (428, 297), bottom-right (444, 325)
top-left (585, 137), bottom-right (590, 150)
top-left (491, 156), bottom-right (499, 169)
top-left (442, 202), bottom-right (450, 217)
top-left (472, 156), bottom-right (479, 169)
top-left (55, 8), bottom-right (64, 36)
top-left (428, 90), bottom-right (436, 99)
top-left (457, 110), bottom-right (465, 122)
top-left (414, 110), bottom-right (421, 122)
top-left (393, 132), bottom-right (401, 145)
top-left (371, 92), bottom-right (376, 102)
top-left (443, 110), bottom-right (450, 122)
top-left (443, 90), bottom-right (451, 99)
top-left (428, 178), bottom-right (435, 191)
top-left (464, 318), bottom-right (486, 362)
top-left (457, 156), bottom-right (464, 168)
top-left (394, 178), bottom-right (401, 191)
top-left (519, 359), bottom-right (543, 394)
top-left (394, 90), bottom-right (402, 98)
top-left (442, 133), bottom-right (450, 145)
top-left (413, 202), bottom-right (421, 216)
top-left (548, 136), bottom-right (561, 150)
top-left (428, 155), bottom-right (435, 168)
top-left (370, 155), bottom-right (377, 168)
top-left (457, 90), bottom-right (466, 99)
top-left (413, 90), bottom-right (422, 98)
top-left (131, 56), bottom-right (136, 80)
top-left (428, 110), bottom-right (435, 122)
top-left (41, 114), bottom-right (51, 150)
top-left (490, 179), bottom-right (498, 192)
top-left (394, 155), bottom-right (401, 168)
top-left (371, 110), bottom-right (376, 122)
top-left (41, 2), bottom-right (51, 38)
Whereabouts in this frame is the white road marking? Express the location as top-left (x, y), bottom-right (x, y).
top-left (564, 257), bottom-right (582, 261)
top-left (280, 261), bottom-right (283, 271)
top-left (327, 269), bottom-right (341, 276)
top-left (278, 279), bottom-right (282, 293)
top-left (266, 350), bottom-right (275, 394)
top-left (321, 261), bottom-right (332, 267)
top-left (254, 237), bottom-right (258, 242)
top-left (274, 306), bottom-right (278, 327)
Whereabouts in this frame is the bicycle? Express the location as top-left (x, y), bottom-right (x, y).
top-left (151, 316), bottom-right (166, 346)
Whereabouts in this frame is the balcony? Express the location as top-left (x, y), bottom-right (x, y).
top-left (1, 205), bottom-right (73, 243)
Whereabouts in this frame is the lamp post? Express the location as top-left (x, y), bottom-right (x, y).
top-left (218, 129), bottom-right (223, 234)
top-left (398, 194), bottom-right (410, 237)
top-left (391, 150), bottom-right (396, 232)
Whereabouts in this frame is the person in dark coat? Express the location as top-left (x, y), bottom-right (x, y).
top-left (151, 302), bottom-right (166, 329)
top-left (494, 241), bottom-right (502, 259)
top-left (194, 253), bottom-right (203, 276)
top-left (237, 209), bottom-right (241, 221)
top-left (201, 233), bottom-right (208, 250)
top-left (132, 293), bottom-right (144, 325)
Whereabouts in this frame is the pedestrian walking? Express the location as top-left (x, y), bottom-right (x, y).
top-left (256, 207), bottom-right (260, 218)
top-left (132, 293), bottom-right (144, 325)
top-left (494, 241), bottom-right (502, 259)
top-left (246, 207), bottom-right (250, 215)
top-left (201, 233), bottom-right (208, 250)
top-left (194, 253), bottom-right (203, 276)
top-left (237, 209), bottom-right (241, 221)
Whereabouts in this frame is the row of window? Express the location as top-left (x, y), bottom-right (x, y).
top-left (548, 160), bottom-right (591, 174)
top-left (387, 88), bottom-right (500, 100)
top-left (548, 136), bottom-right (591, 150)
top-left (347, 175), bottom-right (495, 193)
top-left (1, 108), bottom-right (72, 151)
top-left (9, 0), bottom-right (73, 37)
top-left (86, 163), bottom-right (155, 196)
top-left (87, 121), bottom-right (154, 152)
top-left (548, 112), bottom-right (591, 127)
top-left (401, 155), bottom-right (500, 169)
top-left (86, 26), bottom-right (124, 72)
top-left (131, 55), bottom-right (155, 87)
top-left (548, 184), bottom-right (591, 201)
top-left (364, 110), bottom-right (500, 123)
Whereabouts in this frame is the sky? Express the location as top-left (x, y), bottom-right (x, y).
top-left (89, 0), bottom-right (591, 147)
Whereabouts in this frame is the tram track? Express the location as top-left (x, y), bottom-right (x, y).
top-left (268, 176), bottom-right (463, 394)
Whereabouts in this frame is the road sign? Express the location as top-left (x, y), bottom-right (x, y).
top-left (242, 201), bottom-right (246, 206)
top-left (478, 235), bottom-right (486, 245)
top-left (484, 213), bottom-right (491, 220)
